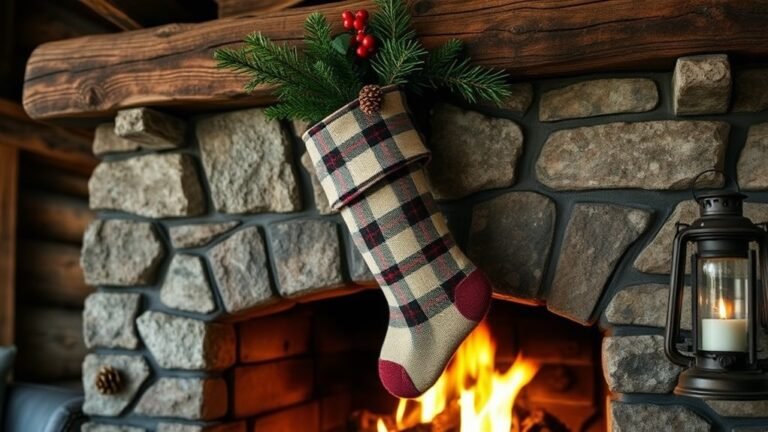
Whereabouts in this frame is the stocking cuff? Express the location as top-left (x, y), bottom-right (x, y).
top-left (302, 86), bottom-right (430, 210)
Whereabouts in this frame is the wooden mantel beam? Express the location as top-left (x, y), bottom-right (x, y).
top-left (22, 0), bottom-right (768, 121)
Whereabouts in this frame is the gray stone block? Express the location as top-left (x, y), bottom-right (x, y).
top-left (83, 292), bottom-right (141, 349)
top-left (468, 191), bottom-right (555, 301)
top-left (733, 68), bottom-right (768, 112)
top-left (300, 150), bottom-right (335, 215)
top-left (134, 377), bottom-right (228, 420)
top-left (81, 219), bottom-right (165, 286)
top-left (673, 54), bottom-right (731, 115)
top-left (634, 201), bottom-right (768, 274)
top-left (478, 83), bottom-right (533, 114)
top-left (208, 227), bottom-right (279, 313)
top-left (536, 121), bottom-right (729, 190)
top-left (197, 108), bottom-right (300, 214)
top-left (348, 242), bottom-right (375, 285)
top-left (605, 284), bottom-right (692, 330)
top-left (539, 78), bottom-right (658, 121)
top-left (92, 123), bottom-right (140, 156)
top-left (269, 220), bottom-right (344, 298)
top-left (160, 254), bottom-right (216, 314)
top-left (547, 204), bottom-right (650, 324)
top-left (738, 123), bottom-right (768, 190)
top-left (89, 154), bottom-right (205, 218)
top-left (136, 311), bottom-right (235, 371)
top-left (602, 335), bottom-right (682, 394)
top-left (82, 423), bottom-right (145, 432)
top-left (706, 400), bottom-right (768, 418)
top-left (114, 107), bottom-right (186, 149)
top-left (157, 423), bottom-right (246, 432)
top-left (82, 354), bottom-right (150, 416)
top-left (610, 401), bottom-right (710, 432)
top-left (168, 221), bottom-right (239, 249)
top-left (427, 104), bottom-right (524, 199)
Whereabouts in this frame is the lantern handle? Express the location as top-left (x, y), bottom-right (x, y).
top-left (690, 169), bottom-right (741, 202)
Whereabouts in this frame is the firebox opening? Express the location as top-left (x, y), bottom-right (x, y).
top-left (297, 290), bottom-right (604, 432)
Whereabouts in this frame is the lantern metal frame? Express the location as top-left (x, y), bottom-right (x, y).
top-left (665, 171), bottom-right (768, 399)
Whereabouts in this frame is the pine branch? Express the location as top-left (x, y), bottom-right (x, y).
top-left (371, 38), bottom-right (427, 86)
top-left (431, 58), bottom-right (512, 104)
top-left (370, 0), bottom-right (416, 42)
top-left (304, 13), bottom-right (362, 100)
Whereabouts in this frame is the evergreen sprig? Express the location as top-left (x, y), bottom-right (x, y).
top-left (215, 0), bottom-right (511, 123)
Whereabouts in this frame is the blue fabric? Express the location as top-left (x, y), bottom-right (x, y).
top-left (0, 346), bottom-right (16, 429)
top-left (3, 383), bottom-right (84, 432)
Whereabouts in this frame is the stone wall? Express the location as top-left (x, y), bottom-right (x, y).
top-left (80, 55), bottom-right (768, 431)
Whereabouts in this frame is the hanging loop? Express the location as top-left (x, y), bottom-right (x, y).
top-left (690, 169), bottom-right (741, 202)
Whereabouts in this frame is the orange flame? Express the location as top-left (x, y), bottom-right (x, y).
top-left (394, 321), bottom-right (539, 431)
top-left (376, 418), bottom-right (389, 432)
top-left (718, 298), bottom-right (731, 319)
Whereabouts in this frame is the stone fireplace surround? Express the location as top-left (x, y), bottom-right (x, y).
top-left (77, 54), bottom-right (768, 432)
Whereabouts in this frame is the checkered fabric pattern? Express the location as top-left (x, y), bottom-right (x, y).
top-left (342, 165), bottom-right (476, 328)
top-left (302, 87), bottom-right (492, 398)
top-left (303, 86), bottom-right (430, 210)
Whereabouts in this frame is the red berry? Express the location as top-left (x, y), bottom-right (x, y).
top-left (356, 45), bottom-right (370, 58)
top-left (353, 18), bottom-right (365, 31)
top-left (362, 35), bottom-right (375, 49)
top-left (349, 37), bottom-right (358, 47)
top-left (343, 19), bottom-right (354, 30)
top-left (355, 10), bottom-right (369, 22)
top-left (342, 10), bottom-right (354, 21)
top-left (355, 32), bottom-right (365, 43)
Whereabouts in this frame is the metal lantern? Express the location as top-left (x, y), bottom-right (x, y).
top-left (665, 171), bottom-right (768, 399)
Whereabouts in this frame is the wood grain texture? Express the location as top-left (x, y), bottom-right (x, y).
top-left (79, 0), bottom-right (143, 30)
top-left (17, 240), bottom-right (93, 307)
top-left (0, 145), bottom-right (18, 346)
top-left (217, 0), bottom-right (303, 17)
top-left (23, 0), bottom-right (768, 121)
top-left (0, 99), bottom-right (96, 173)
top-left (20, 159), bottom-right (90, 198)
top-left (19, 191), bottom-right (94, 244)
top-left (14, 306), bottom-right (87, 380)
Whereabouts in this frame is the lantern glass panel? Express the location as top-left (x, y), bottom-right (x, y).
top-left (698, 257), bottom-right (749, 352)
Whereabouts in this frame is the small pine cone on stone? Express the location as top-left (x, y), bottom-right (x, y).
top-left (359, 85), bottom-right (384, 115)
top-left (95, 365), bottom-right (123, 395)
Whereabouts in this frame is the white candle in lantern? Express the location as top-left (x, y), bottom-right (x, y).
top-left (701, 297), bottom-right (748, 352)
top-left (701, 318), bottom-right (748, 352)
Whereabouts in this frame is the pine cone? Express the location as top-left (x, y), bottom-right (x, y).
top-left (358, 84), bottom-right (383, 115)
top-left (95, 365), bottom-right (123, 395)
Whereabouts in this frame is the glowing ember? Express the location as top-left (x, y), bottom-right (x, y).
top-left (392, 321), bottom-right (540, 431)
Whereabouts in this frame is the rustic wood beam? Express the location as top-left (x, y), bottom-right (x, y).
top-left (0, 145), bottom-right (18, 346)
top-left (22, 0), bottom-right (768, 121)
top-left (217, 0), bottom-right (303, 17)
top-left (0, 99), bottom-right (96, 173)
top-left (79, 0), bottom-right (143, 31)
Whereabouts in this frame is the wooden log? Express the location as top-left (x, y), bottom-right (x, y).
top-left (239, 307), bottom-right (311, 363)
top-left (22, 0), bottom-right (768, 122)
top-left (0, 99), bottom-right (96, 173)
top-left (17, 239), bottom-right (93, 307)
top-left (14, 306), bottom-right (87, 381)
top-left (0, 0), bottom-right (14, 97)
top-left (233, 358), bottom-right (314, 417)
top-left (217, 0), bottom-right (303, 17)
top-left (18, 191), bottom-right (94, 244)
top-left (79, 0), bottom-right (143, 30)
top-left (0, 145), bottom-right (18, 345)
top-left (19, 158), bottom-right (90, 198)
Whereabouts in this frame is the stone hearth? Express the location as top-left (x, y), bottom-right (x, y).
top-left (80, 55), bottom-right (768, 431)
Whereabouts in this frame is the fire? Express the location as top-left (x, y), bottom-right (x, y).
top-left (393, 321), bottom-right (539, 431)
top-left (718, 297), bottom-right (731, 319)
top-left (377, 418), bottom-right (388, 432)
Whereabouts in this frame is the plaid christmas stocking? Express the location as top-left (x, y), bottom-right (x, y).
top-left (303, 87), bottom-right (492, 398)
